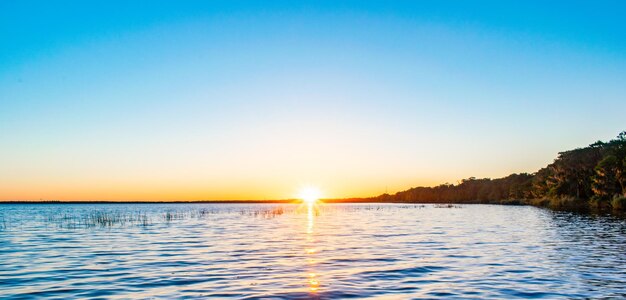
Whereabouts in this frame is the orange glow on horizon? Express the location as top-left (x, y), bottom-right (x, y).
top-left (0, 171), bottom-right (455, 201)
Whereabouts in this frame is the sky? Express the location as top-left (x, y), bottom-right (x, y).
top-left (1, 1), bottom-right (625, 201)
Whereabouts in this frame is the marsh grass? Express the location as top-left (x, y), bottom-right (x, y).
top-left (239, 207), bottom-right (285, 218)
top-left (42, 211), bottom-right (152, 229)
top-left (38, 206), bottom-right (289, 229)
top-left (435, 204), bottom-right (461, 208)
top-left (0, 203), bottom-right (448, 230)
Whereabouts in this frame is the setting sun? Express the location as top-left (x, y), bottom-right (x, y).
top-left (298, 186), bottom-right (322, 204)
top-left (1, 1), bottom-right (625, 299)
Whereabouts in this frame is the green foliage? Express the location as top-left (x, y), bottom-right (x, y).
top-left (546, 147), bottom-right (603, 199)
top-left (592, 155), bottom-right (621, 199)
top-left (377, 131), bottom-right (626, 211)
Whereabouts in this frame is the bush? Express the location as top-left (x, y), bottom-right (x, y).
top-left (548, 197), bottom-right (588, 211)
top-left (526, 198), bottom-right (550, 207)
top-left (500, 199), bottom-right (522, 205)
top-left (589, 197), bottom-right (612, 210)
top-left (611, 196), bottom-right (626, 211)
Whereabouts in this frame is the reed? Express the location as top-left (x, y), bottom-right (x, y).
top-left (434, 204), bottom-right (461, 208)
top-left (1, 204), bottom-right (456, 230)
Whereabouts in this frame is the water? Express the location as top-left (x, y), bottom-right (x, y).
top-left (1, 203), bottom-right (625, 299)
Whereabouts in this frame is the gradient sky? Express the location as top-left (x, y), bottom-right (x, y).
top-left (1, 1), bottom-right (625, 201)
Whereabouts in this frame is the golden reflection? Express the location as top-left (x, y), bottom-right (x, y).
top-left (307, 270), bottom-right (319, 292)
top-left (307, 202), bottom-right (314, 234)
top-left (304, 198), bottom-right (320, 294)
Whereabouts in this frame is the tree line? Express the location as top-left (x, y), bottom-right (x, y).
top-left (374, 131), bottom-right (626, 211)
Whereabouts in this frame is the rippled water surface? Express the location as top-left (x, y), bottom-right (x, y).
top-left (1, 203), bottom-right (625, 299)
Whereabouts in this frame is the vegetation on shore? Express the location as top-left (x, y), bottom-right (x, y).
top-left (375, 131), bottom-right (626, 212)
top-left (2, 132), bottom-right (624, 214)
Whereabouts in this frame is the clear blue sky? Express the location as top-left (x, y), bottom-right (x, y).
top-left (1, 1), bottom-right (625, 200)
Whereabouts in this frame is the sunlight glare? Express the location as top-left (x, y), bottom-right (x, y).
top-left (298, 186), bottom-right (322, 204)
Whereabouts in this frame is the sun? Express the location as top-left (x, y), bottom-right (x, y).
top-left (298, 186), bottom-right (322, 204)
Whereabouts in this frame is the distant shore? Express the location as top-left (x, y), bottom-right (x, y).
top-left (0, 198), bottom-right (379, 204)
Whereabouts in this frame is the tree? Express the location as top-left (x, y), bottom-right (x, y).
top-left (593, 132), bottom-right (626, 199)
top-left (592, 155), bottom-right (622, 200)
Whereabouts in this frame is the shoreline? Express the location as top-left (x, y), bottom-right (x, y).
top-left (1, 199), bottom-right (623, 215)
top-left (0, 198), bottom-right (378, 204)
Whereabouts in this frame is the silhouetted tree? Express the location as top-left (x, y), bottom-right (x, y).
top-left (592, 132), bottom-right (626, 200)
top-left (375, 131), bottom-right (626, 210)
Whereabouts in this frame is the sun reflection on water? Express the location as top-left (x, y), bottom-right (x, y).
top-left (304, 200), bottom-right (320, 294)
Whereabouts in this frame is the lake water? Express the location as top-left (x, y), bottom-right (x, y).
top-left (0, 203), bottom-right (625, 299)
